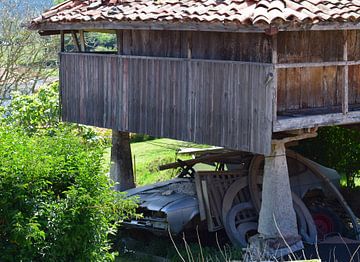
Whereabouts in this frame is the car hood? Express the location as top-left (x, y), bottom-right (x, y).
top-left (125, 178), bottom-right (197, 212)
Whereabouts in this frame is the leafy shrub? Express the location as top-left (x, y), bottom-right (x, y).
top-left (0, 84), bottom-right (138, 261)
top-left (1, 82), bottom-right (109, 145)
top-left (0, 127), bottom-right (137, 261)
top-left (296, 126), bottom-right (360, 188)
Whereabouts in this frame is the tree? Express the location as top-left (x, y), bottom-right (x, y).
top-left (296, 126), bottom-right (360, 188)
top-left (0, 0), bottom-right (58, 99)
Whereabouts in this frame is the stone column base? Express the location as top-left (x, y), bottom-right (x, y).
top-left (245, 234), bottom-right (303, 261)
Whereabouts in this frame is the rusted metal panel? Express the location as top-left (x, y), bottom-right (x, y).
top-left (60, 53), bottom-right (273, 155)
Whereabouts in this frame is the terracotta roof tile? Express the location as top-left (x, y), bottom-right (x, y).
top-left (30, 0), bottom-right (360, 28)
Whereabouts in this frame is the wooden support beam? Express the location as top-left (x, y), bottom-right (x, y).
top-left (275, 60), bottom-right (360, 69)
top-left (71, 31), bottom-right (81, 52)
top-left (343, 30), bottom-right (349, 115)
top-left (110, 130), bottom-right (135, 191)
top-left (272, 35), bottom-right (278, 123)
top-left (79, 30), bottom-right (86, 52)
top-left (116, 30), bottom-right (123, 55)
top-left (187, 31), bottom-right (192, 59)
top-left (274, 111), bottom-right (360, 132)
top-left (60, 30), bottom-right (65, 52)
top-left (30, 19), bottom-right (360, 34)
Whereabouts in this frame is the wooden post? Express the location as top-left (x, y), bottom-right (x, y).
top-left (60, 30), bottom-right (65, 52)
top-left (71, 31), bottom-right (81, 52)
top-left (272, 34), bottom-right (278, 123)
top-left (343, 30), bottom-right (349, 115)
top-left (110, 130), bottom-right (135, 191)
top-left (79, 30), bottom-right (86, 52)
top-left (116, 30), bottom-right (123, 55)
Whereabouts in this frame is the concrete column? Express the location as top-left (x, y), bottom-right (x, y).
top-left (110, 130), bottom-right (135, 191)
top-left (258, 141), bottom-right (299, 239)
top-left (248, 140), bottom-right (303, 259)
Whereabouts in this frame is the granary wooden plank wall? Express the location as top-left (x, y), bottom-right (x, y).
top-left (58, 29), bottom-right (360, 155)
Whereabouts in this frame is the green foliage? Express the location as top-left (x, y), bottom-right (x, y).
top-left (0, 84), bottom-right (138, 261)
top-left (1, 82), bottom-right (108, 145)
top-left (296, 126), bottom-right (360, 188)
top-left (1, 82), bottom-right (60, 134)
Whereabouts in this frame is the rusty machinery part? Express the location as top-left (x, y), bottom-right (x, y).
top-left (248, 150), bottom-right (360, 241)
top-left (225, 202), bottom-right (258, 247)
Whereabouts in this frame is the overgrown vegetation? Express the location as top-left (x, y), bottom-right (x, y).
top-left (0, 83), bottom-right (138, 261)
top-left (296, 126), bottom-right (360, 188)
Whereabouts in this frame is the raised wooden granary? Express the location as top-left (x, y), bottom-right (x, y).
top-left (30, 0), bottom-right (360, 156)
top-left (30, 0), bottom-right (360, 256)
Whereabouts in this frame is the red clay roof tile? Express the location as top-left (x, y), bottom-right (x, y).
top-left (30, 0), bottom-right (360, 29)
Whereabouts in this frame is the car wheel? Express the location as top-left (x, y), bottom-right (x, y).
top-left (309, 206), bottom-right (344, 240)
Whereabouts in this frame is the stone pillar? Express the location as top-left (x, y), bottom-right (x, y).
top-left (249, 140), bottom-right (303, 259)
top-left (110, 130), bottom-right (135, 191)
top-left (258, 141), bottom-right (299, 238)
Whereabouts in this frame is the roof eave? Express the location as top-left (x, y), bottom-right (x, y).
top-left (28, 20), bottom-right (268, 33)
top-left (29, 20), bottom-right (360, 34)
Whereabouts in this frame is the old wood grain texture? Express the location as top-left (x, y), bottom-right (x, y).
top-left (277, 66), bottom-right (343, 113)
top-left (349, 65), bottom-right (360, 108)
top-left (277, 31), bottom-right (344, 63)
top-left (347, 30), bottom-right (360, 61)
top-left (125, 30), bottom-right (272, 62)
top-left (343, 30), bottom-right (349, 115)
top-left (60, 53), bottom-right (273, 154)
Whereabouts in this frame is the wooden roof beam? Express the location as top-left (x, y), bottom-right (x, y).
top-left (31, 21), bottom-right (360, 34)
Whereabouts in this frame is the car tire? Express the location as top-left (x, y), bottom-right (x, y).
top-left (309, 206), bottom-right (344, 240)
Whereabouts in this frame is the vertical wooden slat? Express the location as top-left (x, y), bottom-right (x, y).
top-left (117, 30), bottom-right (123, 55)
top-left (79, 30), bottom-right (85, 52)
top-left (60, 53), bottom-right (273, 155)
top-left (343, 30), bottom-right (349, 115)
top-left (60, 31), bottom-right (65, 52)
top-left (272, 35), bottom-right (278, 124)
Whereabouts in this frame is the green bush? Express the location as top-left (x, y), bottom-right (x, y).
top-left (0, 84), bottom-right (138, 261)
top-left (0, 127), bottom-right (137, 261)
top-left (296, 126), bottom-right (360, 188)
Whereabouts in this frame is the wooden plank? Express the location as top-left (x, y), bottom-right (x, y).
top-left (32, 20), bottom-right (360, 34)
top-left (71, 31), bottom-right (81, 52)
top-left (194, 173), bottom-right (207, 221)
top-left (277, 31), bottom-right (343, 64)
top-left (116, 30), bottom-right (123, 55)
top-left (79, 30), bottom-right (85, 52)
top-left (60, 53), bottom-right (274, 154)
top-left (60, 31), bottom-right (65, 52)
top-left (275, 60), bottom-right (360, 69)
top-left (343, 30), bottom-right (349, 115)
top-left (274, 111), bottom-right (360, 132)
top-left (272, 35), bottom-right (278, 123)
top-left (349, 65), bottom-right (360, 106)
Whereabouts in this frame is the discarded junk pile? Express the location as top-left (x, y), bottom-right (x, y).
top-left (124, 149), bottom-right (360, 247)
